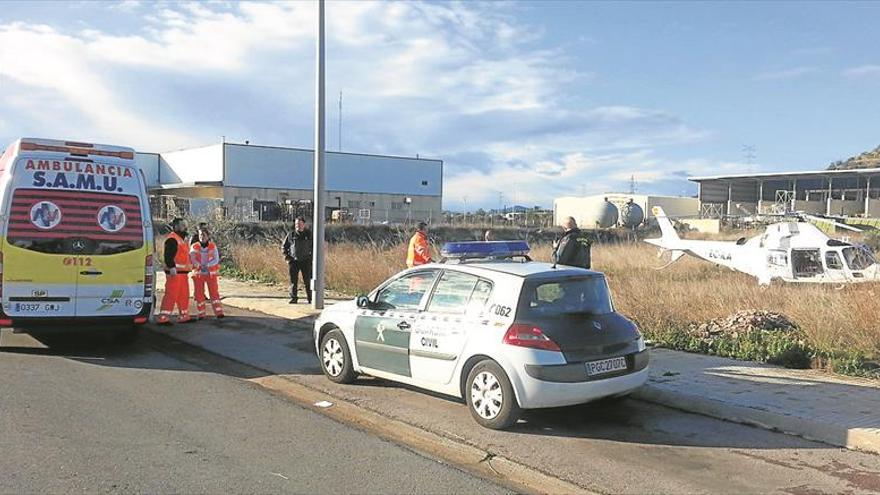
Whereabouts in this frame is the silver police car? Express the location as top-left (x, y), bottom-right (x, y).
top-left (314, 241), bottom-right (648, 429)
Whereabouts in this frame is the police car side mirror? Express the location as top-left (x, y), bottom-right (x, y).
top-left (356, 295), bottom-right (370, 309)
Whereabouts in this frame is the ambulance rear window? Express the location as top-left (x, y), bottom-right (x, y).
top-left (6, 188), bottom-right (144, 255)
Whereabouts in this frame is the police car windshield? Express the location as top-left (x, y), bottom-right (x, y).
top-left (519, 276), bottom-right (613, 317)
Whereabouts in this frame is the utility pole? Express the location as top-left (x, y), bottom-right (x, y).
top-left (338, 90), bottom-right (343, 151)
top-left (311, 0), bottom-right (326, 310)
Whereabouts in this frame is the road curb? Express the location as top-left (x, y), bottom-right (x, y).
top-left (632, 384), bottom-right (880, 455)
top-left (144, 325), bottom-right (596, 495)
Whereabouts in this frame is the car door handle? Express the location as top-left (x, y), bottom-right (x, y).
top-left (80, 270), bottom-right (103, 276)
top-left (397, 321), bottom-right (411, 330)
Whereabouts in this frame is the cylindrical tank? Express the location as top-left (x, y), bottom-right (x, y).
top-left (580, 198), bottom-right (619, 229)
top-left (618, 199), bottom-right (645, 228)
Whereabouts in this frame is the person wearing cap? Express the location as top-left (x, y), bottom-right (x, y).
top-left (406, 222), bottom-right (433, 268)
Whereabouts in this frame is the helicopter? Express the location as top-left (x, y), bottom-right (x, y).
top-left (645, 207), bottom-right (880, 285)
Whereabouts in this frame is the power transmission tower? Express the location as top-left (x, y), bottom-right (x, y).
top-left (629, 174), bottom-right (637, 195)
top-left (742, 144), bottom-right (756, 165)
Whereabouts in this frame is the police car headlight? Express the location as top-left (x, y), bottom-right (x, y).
top-left (636, 336), bottom-right (646, 352)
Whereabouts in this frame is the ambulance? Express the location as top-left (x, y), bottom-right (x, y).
top-left (0, 138), bottom-right (154, 341)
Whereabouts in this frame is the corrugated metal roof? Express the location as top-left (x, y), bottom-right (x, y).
top-left (690, 167), bottom-right (880, 182)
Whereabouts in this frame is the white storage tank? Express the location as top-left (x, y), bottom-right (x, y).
top-left (618, 199), bottom-right (645, 228)
top-left (554, 196), bottom-right (619, 229)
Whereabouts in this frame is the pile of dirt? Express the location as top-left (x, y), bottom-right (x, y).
top-left (690, 310), bottom-right (799, 340)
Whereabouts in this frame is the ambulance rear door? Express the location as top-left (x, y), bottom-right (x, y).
top-left (3, 184), bottom-right (78, 319)
top-left (67, 161), bottom-right (148, 318)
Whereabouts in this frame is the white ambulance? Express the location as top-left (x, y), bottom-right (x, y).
top-left (0, 138), bottom-right (154, 341)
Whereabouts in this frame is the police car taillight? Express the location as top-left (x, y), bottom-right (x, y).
top-left (503, 323), bottom-right (561, 352)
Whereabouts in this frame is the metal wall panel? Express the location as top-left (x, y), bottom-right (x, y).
top-left (699, 180), bottom-right (729, 203)
top-left (222, 144), bottom-right (442, 196)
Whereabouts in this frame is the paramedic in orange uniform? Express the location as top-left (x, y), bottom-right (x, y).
top-left (190, 226), bottom-right (225, 319)
top-left (406, 221), bottom-right (433, 268)
top-left (157, 218), bottom-right (193, 325)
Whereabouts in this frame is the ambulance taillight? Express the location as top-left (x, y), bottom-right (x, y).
top-left (144, 254), bottom-right (154, 299)
top-left (0, 252), bottom-right (10, 327)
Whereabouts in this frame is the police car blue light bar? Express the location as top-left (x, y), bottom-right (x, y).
top-left (441, 241), bottom-right (530, 259)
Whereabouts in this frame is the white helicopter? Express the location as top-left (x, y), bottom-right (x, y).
top-left (645, 207), bottom-right (880, 285)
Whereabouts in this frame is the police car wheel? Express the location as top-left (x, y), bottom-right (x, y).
top-left (465, 360), bottom-right (520, 430)
top-left (321, 329), bottom-right (356, 384)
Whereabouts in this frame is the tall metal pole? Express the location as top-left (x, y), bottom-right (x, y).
top-left (312, 0), bottom-right (326, 310)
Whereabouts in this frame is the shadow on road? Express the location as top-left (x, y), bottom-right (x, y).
top-left (0, 307), bottom-right (846, 452)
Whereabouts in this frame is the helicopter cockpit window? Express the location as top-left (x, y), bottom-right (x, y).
top-left (842, 247), bottom-right (875, 271)
top-left (825, 251), bottom-right (843, 270)
top-left (792, 249), bottom-right (823, 277)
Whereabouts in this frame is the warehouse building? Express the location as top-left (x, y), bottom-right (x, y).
top-left (690, 168), bottom-right (880, 218)
top-left (135, 142), bottom-right (443, 223)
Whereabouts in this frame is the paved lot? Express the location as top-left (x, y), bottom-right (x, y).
top-left (152, 304), bottom-right (880, 494)
top-left (0, 330), bottom-right (509, 494)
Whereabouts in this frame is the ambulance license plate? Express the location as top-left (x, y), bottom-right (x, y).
top-left (585, 356), bottom-right (628, 376)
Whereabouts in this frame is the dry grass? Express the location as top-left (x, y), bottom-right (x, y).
top-left (226, 241), bottom-right (880, 364)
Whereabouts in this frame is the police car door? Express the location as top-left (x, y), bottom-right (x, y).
top-left (410, 270), bottom-right (491, 385)
top-left (354, 269), bottom-right (438, 378)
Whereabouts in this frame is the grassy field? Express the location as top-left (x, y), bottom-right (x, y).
top-left (224, 240), bottom-right (880, 377)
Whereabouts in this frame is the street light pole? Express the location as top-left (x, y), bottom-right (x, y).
top-left (312, 0), bottom-right (326, 310)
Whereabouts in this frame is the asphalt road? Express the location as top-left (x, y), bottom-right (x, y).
top-left (161, 304), bottom-right (880, 495)
top-left (0, 330), bottom-right (509, 494)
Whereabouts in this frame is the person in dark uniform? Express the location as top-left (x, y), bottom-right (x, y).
top-left (551, 216), bottom-right (591, 268)
top-left (282, 216), bottom-right (313, 304)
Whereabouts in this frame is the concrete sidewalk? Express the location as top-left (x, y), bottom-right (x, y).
top-left (156, 272), bottom-right (880, 455)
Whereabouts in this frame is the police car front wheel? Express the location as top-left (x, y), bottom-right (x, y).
top-left (465, 360), bottom-right (520, 429)
top-left (321, 329), bottom-right (356, 384)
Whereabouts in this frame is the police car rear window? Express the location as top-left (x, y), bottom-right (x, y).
top-left (7, 188), bottom-right (144, 255)
top-left (519, 276), bottom-right (613, 317)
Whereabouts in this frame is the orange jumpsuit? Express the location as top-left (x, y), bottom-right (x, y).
top-left (158, 232), bottom-right (192, 324)
top-left (406, 231), bottom-right (432, 268)
top-left (190, 241), bottom-right (224, 318)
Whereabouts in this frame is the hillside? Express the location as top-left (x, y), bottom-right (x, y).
top-left (827, 145), bottom-right (880, 170)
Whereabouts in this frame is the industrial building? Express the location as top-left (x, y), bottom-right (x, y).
top-left (554, 193), bottom-right (699, 229)
top-left (135, 142), bottom-right (443, 223)
top-left (690, 168), bottom-right (880, 218)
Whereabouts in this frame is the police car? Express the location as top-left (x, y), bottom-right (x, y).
top-left (313, 241), bottom-right (649, 429)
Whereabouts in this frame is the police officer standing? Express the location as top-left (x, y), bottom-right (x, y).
top-left (282, 216), bottom-right (313, 304)
top-left (552, 216), bottom-right (591, 269)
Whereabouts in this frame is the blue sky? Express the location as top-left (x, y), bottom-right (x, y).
top-left (1, 1), bottom-right (878, 210)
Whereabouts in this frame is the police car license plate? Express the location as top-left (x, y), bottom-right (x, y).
top-left (585, 356), bottom-right (627, 376)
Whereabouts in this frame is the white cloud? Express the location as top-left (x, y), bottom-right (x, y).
top-left (753, 66), bottom-right (816, 81)
top-left (0, 1), bottom-right (711, 207)
top-left (843, 64), bottom-right (880, 78)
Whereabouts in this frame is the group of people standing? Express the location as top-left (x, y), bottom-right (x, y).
top-left (156, 214), bottom-right (592, 321)
top-left (157, 218), bottom-right (225, 325)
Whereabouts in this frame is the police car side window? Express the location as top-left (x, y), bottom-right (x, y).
top-left (465, 279), bottom-right (493, 316)
top-left (375, 271), bottom-right (438, 310)
top-left (427, 271), bottom-right (479, 315)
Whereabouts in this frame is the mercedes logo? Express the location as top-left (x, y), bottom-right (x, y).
top-left (72, 239), bottom-right (86, 252)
